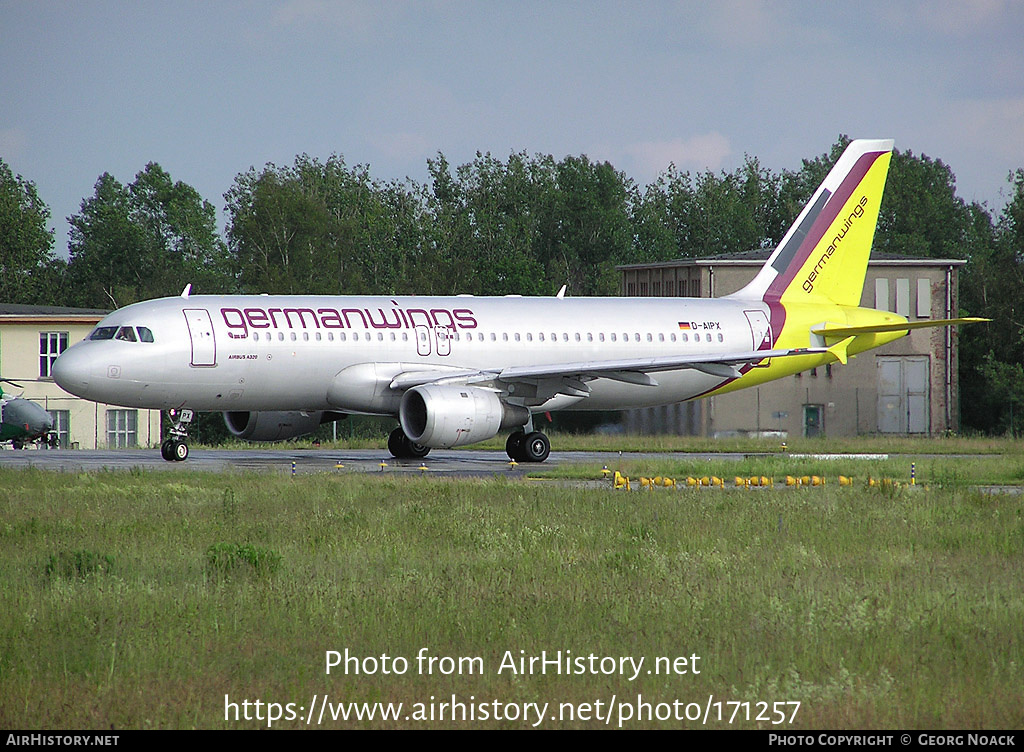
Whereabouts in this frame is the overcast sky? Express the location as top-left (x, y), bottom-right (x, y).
top-left (2, 1), bottom-right (1022, 255)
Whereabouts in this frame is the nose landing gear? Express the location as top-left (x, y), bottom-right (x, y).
top-left (161, 409), bottom-right (193, 462)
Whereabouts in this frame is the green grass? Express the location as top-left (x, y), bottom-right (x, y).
top-left (1, 467), bottom-right (1022, 728)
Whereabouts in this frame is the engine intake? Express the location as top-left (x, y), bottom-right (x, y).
top-left (400, 385), bottom-right (528, 448)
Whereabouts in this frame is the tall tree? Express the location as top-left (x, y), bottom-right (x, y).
top-left (959, 170), bottom-right (1024, 432)
top-left (0, 158), bottom-right (62, 304)
top-left (226, 154), bottom-right (425, 295)
top-left (66, 165), bottom-right (229, 308)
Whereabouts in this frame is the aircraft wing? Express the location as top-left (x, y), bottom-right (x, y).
top-left (389, 345), bottom-right (829, 395)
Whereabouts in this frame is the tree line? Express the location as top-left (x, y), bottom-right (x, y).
top-left (1, 137), bottom-right (1022, 433)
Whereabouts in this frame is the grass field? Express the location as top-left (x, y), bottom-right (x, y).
top-left (1, 452), bottom-right (1022, 729)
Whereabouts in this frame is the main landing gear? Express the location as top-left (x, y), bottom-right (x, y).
top-left (161, 408), bottom-right (193, 462)
top-left (505, 429), bottom-right (550, 463)
top-left (387, 426), bottom-right (431, 459)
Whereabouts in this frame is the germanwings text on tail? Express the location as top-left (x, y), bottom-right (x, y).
top-left (52, 139), bottom-right (985, 462)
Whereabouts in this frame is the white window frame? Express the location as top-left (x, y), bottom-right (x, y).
top-left (39, 331), bottom-right (69, 378)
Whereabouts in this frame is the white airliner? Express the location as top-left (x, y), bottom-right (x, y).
top-left (52, 139), bottom-right (983, 462)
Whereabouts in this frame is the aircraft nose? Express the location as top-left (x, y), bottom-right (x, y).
top-left (5, 399), bottom-right (54, 436)
top-left (31, 405), bottom-right (54, 435)
top-left (51, 345), bottom-right (94, 398)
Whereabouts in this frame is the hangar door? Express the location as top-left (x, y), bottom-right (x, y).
top-left (877, 356), bottom-right (929, 434)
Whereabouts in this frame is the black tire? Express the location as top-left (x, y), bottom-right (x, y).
top-left (388, 427), bottom-right (431, 459)
top-left (521, 431), bottom-right (550, 463)
top-left (388, 427), bottom-right (407, 458)
top-left (506, 431), bottom-right (525, 461)
top-left (173, 441), bottom-right (189, 462)
top-left (406, 439), bottom-right (430, 459)
top-left (160, 440), bottom-right (175, 461)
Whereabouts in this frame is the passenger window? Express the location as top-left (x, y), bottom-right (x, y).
top-left (137, 327), bottom-right (154, 342)
top-left (717, 333), bottom-right (723, 342)
top-left (611, 334), bottom-right (617, 342)
top-left (303, 332), bottom-right (309, 341)
top-left (599, 333), bottom-right (605, 342)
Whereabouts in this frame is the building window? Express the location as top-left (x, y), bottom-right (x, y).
top-left (48, 410), bottom-right (70, 447)
top-left (39, 332), bottom-right (68, 378)
top-left (106, 409), bottom-right (138, 448)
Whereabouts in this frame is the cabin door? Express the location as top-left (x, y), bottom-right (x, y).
top-left (183, 308), bottom-right (217, 367)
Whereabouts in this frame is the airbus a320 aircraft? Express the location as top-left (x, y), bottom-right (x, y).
top-left (53, 139), bottom-right (984, 462)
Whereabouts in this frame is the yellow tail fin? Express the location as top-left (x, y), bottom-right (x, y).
top-left (735, 139), bottom-right (894, 306)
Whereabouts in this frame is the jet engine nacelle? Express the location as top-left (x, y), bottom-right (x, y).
top-left (400, 385), bottom-right (529, 448)
top-left (224, 410), bottom-right (343, 442)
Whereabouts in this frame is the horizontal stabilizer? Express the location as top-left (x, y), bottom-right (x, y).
top-left (811, 317), bottom-right (989, 338)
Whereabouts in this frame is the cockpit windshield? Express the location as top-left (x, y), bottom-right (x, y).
top-left (89, 326), bottom-right (118, 340)
top-left (89, 325), bottom-right (155, 342)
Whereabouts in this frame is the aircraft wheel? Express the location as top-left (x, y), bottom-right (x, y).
top-left (160, 440), bottom-right (175, 461)
top-left (388, 427), bottom-right (431, 459)
top-left (387, 427), bottom-right (406, 457)
top-left (506, 431), bottom-right (525, 461)
top-left (172, 441), bottom-right (189, 462)
top-left (521, 431), bottom-right (550, 463)
top-left (405, 438), bottom-right (430, 459)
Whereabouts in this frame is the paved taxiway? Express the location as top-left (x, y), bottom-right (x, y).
top-left (0, 447), bottom-right (748, 477)
top-left (3, 448), bottom-right (1015, 493)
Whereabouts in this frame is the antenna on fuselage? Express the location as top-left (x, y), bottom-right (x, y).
top-left (556, 284), bottom-right (567, 299)
top-left (180, 284), bottom-right (192, 298)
